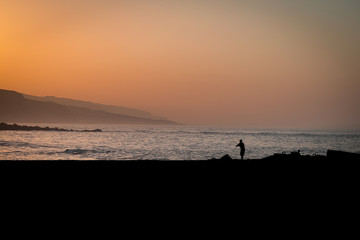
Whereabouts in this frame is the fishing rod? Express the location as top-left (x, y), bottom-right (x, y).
top-left (137, 146), bottom-right (160, 160)
top-left (227, 133), bottom-right (239, 145)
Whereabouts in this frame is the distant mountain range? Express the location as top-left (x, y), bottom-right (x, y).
top-left (0, 89), bottom-right (177, 125)
top-left (22, 93), bottom-right (165, 120)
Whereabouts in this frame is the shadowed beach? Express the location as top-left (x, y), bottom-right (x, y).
top-left (1, 150), bottom-right (358, 167)
top-left (1, 150), bottom-right (359, 191)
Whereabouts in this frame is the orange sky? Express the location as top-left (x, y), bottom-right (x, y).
top-left (1, 1), bottom-right (359, 129)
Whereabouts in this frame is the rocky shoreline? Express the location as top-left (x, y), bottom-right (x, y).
top-left (0, 150), bottom-right (358, 163)
top-left (211, 150), bottom-right (360, 161)
top-left (0, 122), bottom-right (102, 132)
top-left (0, 149), bottom-right (358, 182)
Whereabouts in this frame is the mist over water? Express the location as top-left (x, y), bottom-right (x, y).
top-left (1, 124), bottom-right (359, 160)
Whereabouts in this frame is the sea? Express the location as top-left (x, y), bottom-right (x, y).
top-left (1, 124), bottom-right (359, 160)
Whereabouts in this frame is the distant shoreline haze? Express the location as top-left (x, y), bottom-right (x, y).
top-left (0, 89), bottom-right (177, 125)
top-left (22, 93), bottom-right (167, 120)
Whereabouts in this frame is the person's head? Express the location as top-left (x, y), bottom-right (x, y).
top-left (240, 139), bottom-right (242, 143)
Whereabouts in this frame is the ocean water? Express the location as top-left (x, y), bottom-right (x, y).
top-left (0, 124), bottom-right (359, 160)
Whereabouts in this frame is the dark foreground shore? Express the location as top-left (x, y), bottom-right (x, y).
top-left (1, 150), bottom-right (358, 169)
top-left (1, 150), bottom-right (359, 193)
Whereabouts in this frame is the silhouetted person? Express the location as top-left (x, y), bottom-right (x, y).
top-left (236, 139), bottom-right (245, 160)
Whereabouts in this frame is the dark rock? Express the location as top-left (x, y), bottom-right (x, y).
top-left (80, 129), bottom-right (102, 132)
top-left (327, 150), bottom-right (360, 160)
top-left (220, 154), bottom-right (233, 161)
top-left (0, 122), bottom-right (102, 132)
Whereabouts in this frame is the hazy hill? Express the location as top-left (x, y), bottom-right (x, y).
top-left (0, 89), bottom-right (177, 125)
top-left (22, 93), bottom-right (166, 120)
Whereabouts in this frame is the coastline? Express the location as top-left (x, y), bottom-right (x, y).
top-left (1, 150), bottom-right (358, 164)
top-left (0, 122), bottom-right (102, 132)
top-left (1, 150), bottom-right (358, 187)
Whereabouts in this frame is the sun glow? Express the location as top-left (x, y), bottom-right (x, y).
top-left (1, 1), bottom-right (359, 129)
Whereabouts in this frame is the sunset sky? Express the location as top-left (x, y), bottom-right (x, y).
top-left (1, 0), bottom-right (359, 129)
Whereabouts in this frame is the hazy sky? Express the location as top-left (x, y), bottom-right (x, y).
top-left (1, 0), bottom-right (359, 129)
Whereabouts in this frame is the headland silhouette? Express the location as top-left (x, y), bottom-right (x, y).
top-left (0, 89), bottom-right (177, 125)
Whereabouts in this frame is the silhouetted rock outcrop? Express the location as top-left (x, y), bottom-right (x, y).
top-left (262, 152), bottom-right (326, 161)
top-left (221, 154), bottom-right (233, 161)
top-left (327, 150), bottom-right (360, 160)
top-left (210, 150), bottom-right (359, 161)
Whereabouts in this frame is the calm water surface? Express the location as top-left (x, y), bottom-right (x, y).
top-left (1, 124), bottom-right (359, 160)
